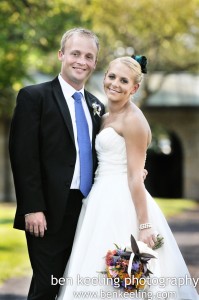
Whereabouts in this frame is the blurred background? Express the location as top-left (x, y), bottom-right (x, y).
top-left (0, 0), bottom-right (199, 203)
top-left (0, 0), bottom-right (199, 294)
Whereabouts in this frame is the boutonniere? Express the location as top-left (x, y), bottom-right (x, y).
top-left (92, 102), bottom-right (101, 117)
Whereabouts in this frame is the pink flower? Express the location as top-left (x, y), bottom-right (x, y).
top-left (108, 266), bottom-right (118, 278)
top-left (105, 250), bottom-right (117, 266)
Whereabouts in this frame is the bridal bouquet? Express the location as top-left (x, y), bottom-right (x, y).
top-left (105, 235), bottom-right (163, 293)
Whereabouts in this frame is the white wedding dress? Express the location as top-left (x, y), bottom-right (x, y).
top-left (58, 127), bottom-right (198, 300)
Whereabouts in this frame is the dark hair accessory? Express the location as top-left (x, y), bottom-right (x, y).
top-left (131, 55), bottom-right (147, 74)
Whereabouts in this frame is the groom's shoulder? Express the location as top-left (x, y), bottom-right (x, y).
top-left (20, 77), bottom-right (58, 96)
top-left (85, 89), bottom-right (103, 105)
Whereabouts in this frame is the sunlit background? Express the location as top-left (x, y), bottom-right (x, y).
top-left (1, 0), bottom-right (199, 202)
top-left (0, 0), bottom-right (199, 289)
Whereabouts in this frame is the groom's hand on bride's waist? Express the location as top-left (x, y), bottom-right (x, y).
top-left (25, 212), bottom-right (47, 237)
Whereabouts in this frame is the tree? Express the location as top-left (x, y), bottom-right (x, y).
top-left (82, 0), bottom-right (199, 70)
top-left (80, 0), bottom-right (199, 103)
top-left (0, 0), bottom-right (87, 201)
top-left (0, 0), bottom-right (87, 119)
top-left (1, 0), bottom-right (199, 201)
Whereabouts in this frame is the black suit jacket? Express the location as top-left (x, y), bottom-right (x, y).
top-left (9, 76), bottom-right (105, 232)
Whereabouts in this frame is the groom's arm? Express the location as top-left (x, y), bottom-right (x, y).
top-left (9, 87), bottom-right (47, 235)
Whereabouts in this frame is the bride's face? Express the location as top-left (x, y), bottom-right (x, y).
top-left (103, 61), bottom-right (139, 103)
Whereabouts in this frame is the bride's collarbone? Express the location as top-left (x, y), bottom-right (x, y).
top-left (101, 114), bottom-right (126, 135)
top-left (101, 120), bottom-right (118, 129)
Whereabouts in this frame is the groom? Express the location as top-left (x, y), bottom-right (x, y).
top-left (9, 28), bottom-right (105, 299)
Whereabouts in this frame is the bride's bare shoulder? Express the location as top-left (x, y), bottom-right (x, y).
top-left (123, 104), bottom-right (151, 143)
top-left (129, 103), bottom-right (150, 127)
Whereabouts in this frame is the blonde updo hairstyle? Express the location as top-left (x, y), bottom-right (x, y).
top-left (108, 56), bottom-right (143, 85)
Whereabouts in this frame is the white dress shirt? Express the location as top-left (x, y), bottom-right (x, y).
top-left (58, 74), bottom-right (93, 189)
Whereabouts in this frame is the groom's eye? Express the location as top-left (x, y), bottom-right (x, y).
top-left (71, 51), bottom-right (80, 56)
top-left (86, 54), bottom-right (94, 61)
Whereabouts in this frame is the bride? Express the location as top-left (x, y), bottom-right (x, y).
top-left (57, 56), bottom-right (198, 299)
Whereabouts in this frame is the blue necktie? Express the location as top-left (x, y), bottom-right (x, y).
top-left (72, 92), bottom-right (93, 197)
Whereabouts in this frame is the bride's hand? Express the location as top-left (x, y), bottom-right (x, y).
top-left (139, 228), bottom-right (157, 248)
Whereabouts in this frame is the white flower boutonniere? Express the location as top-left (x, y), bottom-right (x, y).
top-left (92, 102), bottom-right (101, 117)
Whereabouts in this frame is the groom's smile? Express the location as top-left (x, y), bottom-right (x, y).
top-left (58, 33), bottom-right (98, 90)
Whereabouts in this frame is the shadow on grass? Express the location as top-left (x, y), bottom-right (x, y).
top-left (169, 220), bottom-right (199, 233)
top-left (179, 244), bottom-right (199, 266)
top-left (0, 245), bottom-right (14, 251)
top-left (0, 219), bottom-right (13, 225)
top-left (0, 296), bottom-right (26, 300)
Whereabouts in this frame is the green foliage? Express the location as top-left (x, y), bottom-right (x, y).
top-left (0, 0), bottom-right (199, 118)
top-left (84, 0), bottom-right (199, 72)
top-left (0, 0), bottom-right (90, 118)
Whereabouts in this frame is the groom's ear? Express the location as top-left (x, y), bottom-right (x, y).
top-left (58, 50), bottom-right (64, 61)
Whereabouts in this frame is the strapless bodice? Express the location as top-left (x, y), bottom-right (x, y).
top-left (95, 127), bottom-right (127, 177)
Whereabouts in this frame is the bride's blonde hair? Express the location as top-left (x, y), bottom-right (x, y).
top-left (108, 56), bottom-right (143, 84)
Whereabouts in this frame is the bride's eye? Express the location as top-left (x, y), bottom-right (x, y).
top-left (108, 74), bottom-right (115, 80)
top-left (121, 78), bottom-right (128, 84)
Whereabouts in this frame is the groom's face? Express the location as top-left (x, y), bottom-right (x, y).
top-left (58, 33), bottom-right (98, 90)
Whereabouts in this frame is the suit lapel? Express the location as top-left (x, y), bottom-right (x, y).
top-left (84, 90), bottom-right (103, 175)
top-left (51, 79), bottom-right (101, 148)
top-left (52, 77), bottom-right (75, 144)
top-left (84, 90), bottom-right (98, 143)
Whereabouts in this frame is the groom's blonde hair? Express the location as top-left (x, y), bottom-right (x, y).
top-left (60, 27), bottom-right (100, 55)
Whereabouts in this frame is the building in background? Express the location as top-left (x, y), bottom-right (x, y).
top-left (0, 73), bottom-right (198, 201)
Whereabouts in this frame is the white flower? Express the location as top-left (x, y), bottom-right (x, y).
top-left (126, 241), bottom-right (157, 276)
top-left (125, 245), bottom-right (132, 252)
top-left (125, 241), bottom-right (157, 258)
top-left (92, 102), bottom-right (101, 116)
top-left (137, 241), bottom-right (157, 258)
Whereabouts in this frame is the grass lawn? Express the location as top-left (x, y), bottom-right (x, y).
top-left (0, 198), bottom-right (198, 285)
top-left (0, 203), bottom-right (31, 284)
top-left (155, 198), bottom-right (198, 218)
